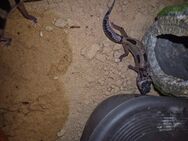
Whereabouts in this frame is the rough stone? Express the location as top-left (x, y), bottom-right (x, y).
top-left (102, 46), bottom-right (113, 55)
top-left (143, 8), bottom-right (188, 97)
top-left (80, 44), bottom-right (101, 60)
top-left (45, 26), bottom-right (54, 32)
top-left (95, 53), bottom-right (106, 62)
top-left (57, 129), bottom-right (66, 137)
top-left (54, 18), bottom-right (68, 28)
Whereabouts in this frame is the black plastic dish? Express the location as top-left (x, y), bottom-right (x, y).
top-left (80, 94), bottom-right (188, 141)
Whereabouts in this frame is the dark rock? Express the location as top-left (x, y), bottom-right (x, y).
top-left (143, 6), bottom-right (188, 97)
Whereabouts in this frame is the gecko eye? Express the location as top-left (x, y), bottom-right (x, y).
top-left (138, 80), bottom-right (152, 95)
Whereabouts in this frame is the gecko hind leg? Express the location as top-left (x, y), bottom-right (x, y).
top-left (17, 2), bottom-right (37, 23)
top-left (111, 22), bottom-right (128, 37)
top-left (128, 65), bottom-right (139, 73)
top-left (0, 37), bottom-right (12, 47)
top-left (111, 22), bottom-right (130, 61)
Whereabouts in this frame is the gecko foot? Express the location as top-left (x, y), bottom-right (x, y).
top-left (17, 2), bottom-right (38, 24)
top-left (26, 15), bottom-right (37, 23)
top-left (128, 65), bottom-right (139, 73)
top-left (0, 37), bottom-right (12, 47)
top-left (119, 54), bottom-right (127, 62)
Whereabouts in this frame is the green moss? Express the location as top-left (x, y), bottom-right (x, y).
top-left (157, 3), bottom-right (188, 17)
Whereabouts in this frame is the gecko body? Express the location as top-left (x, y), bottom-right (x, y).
top-left (103, 0), bottom-right (152, 95)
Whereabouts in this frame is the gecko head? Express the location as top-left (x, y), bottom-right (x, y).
top-left (137, 78), bottom-right (152, 95)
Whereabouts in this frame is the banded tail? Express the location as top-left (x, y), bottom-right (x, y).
top-left (103, 0), bottom-right (123, 44)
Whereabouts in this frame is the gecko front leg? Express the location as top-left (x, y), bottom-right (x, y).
top-left (128, 65), bottom-right (139, 73)
top-left (119, 43), bottom-right (129, 61)
top-left (111, 22), bottom-right (128, 37)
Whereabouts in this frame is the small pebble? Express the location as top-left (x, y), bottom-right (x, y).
top-left (45, 26), bottom-right (53, 32)
top-left (54, 18), bottom-right (67, 28)
top-left (57, 129), bottom-right (66, 137)
top-left (40, 31), bottom-right (43, 37)
top-left (53, 76), bottom-right (59, 80)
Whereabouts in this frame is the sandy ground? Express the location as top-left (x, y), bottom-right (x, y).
top-left (0, 0), bottom-right (184, 141)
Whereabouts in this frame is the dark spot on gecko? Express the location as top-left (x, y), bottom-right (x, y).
top-left (136, 55), bottom-right (140, 63)
top-left (21, 101), bottom-right (30, 105)
top-left (17, 32), bottom-right (20, 35)
top-left (85, 26), bottom-right (88, 28)
top-left (127, 39), bottom-right (137, 45)
top-left (144, 53), bottom-right (147, 62)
